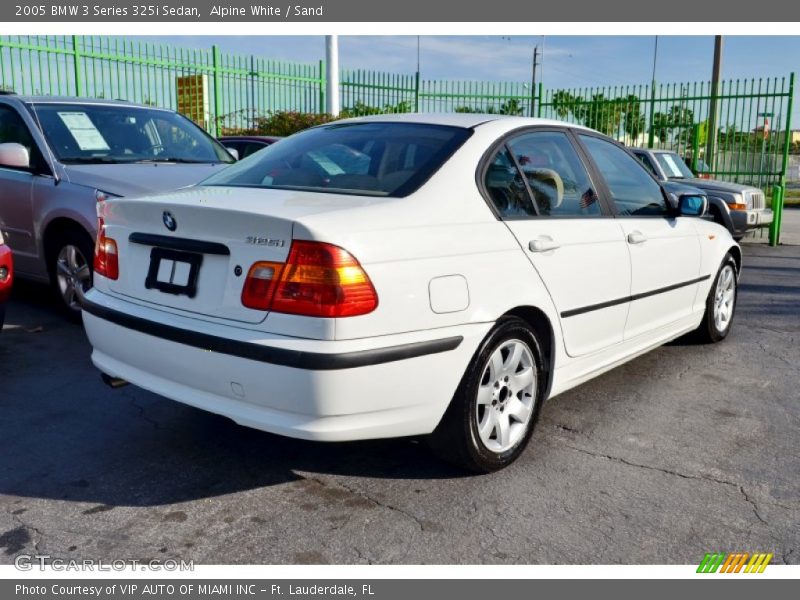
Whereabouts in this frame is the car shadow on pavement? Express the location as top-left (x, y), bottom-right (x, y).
top-left (1, 283), bottom-right (471, 510)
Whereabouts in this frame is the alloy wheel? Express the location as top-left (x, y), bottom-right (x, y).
top-left (475, 339), bottom-right (536, 454)
top-left (713, 264), bottom-right (736, 333)
top-left (56, 244), bottom-right (92, 311)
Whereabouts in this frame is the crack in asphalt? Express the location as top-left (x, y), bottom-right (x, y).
top-left (755, 341), bottom-right (797, 369)
top-left (560, 443), bottom-right (771, 526)
top-left (121, 389), bottom-right (163, 431)
top-left (782, 548), bottom-right (795, 565)
top-left (553, 423), bottom-right (581, 434)
top-left (738, 486), bottom-right (768, 525)
top-left (353, 546), bottom-right (374, 565)
top-left (298, 474), bottom-right (425, 533)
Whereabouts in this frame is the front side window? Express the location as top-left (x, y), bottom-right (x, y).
top-left (579, 135), bottom-right (667, 216)
top-left (202, 122), bottom-right (472, 197)
top-left (27, 103), bottom-right (233, 164)
top-left (0, 105), bottom-right (46, 171)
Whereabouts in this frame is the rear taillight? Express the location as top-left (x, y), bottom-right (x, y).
top-left (93, 217), bottom-right (119, 280)
top-left (241, 261), bottom-right (284, 311)
top-left (241, 241), bottom-right (378, 318)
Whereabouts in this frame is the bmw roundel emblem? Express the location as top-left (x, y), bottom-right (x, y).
top-left (162, 211), bottom-right (177, 232)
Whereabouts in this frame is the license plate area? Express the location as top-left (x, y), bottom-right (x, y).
top-left (144, 247), bottom-right (203, 298)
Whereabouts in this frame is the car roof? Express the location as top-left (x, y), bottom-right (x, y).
top-left (7, 95), bottom-right (173, 112)
top-left (634, 148), bottom-right (679, 155)
top-left (334, 112), bottom-right (592, 131)
top-left (219, 135), bottom-right (282, 141)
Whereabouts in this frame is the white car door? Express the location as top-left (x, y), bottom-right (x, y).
top-left (578, 134), bottom-right (702, 340)
top-left (482, 129), bottom-right (631, 357)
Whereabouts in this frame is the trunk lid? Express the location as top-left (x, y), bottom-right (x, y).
top-left (103, 185), bottom-right (375, 324)
top-left (62, 162), bottom-right (229, 197)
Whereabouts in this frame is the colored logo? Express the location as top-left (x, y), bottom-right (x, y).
top-left (163, 211), bottom-right (177, 232)
top-left (697, 552), bottom-right (773, 573)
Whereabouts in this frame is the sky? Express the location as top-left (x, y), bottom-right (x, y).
top-left (143, 35), bottom-right (800, 125)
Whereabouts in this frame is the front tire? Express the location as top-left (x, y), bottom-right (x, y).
top-left (695, 253), bottom-right (738, 343)
top-left (48, 229), bottom-right (94, 322)
top-left (428, 317), bottom-right (546, 473)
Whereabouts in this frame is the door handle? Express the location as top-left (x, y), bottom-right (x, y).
top-left (529, 237), bottom-right (560, 253)
top-left (627, 231), bottom-right (647, 245)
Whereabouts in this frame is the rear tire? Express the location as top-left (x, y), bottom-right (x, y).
top-left (47, 229), bottom-right (94, 322)
top-left (695, 253), bottom-right (738, 343)
top-left (427, 316), bottom-right (546, 473)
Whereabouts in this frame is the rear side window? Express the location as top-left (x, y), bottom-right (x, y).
top-left (483, 130), bottom-right (601, 218)
top-left (202, 122), bottom-right (472, 197)
top-left (484, 148), bottom-right (537, 217)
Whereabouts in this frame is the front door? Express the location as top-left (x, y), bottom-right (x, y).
top-left (577, 134), bottom-right (702, 340)
top-left (483, 129), bottom-right (631, 357)
top-left (0, 104), bottom-right (41, 272)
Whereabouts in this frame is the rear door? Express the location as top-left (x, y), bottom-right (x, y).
top-left (483, 128), bottom-right (631, 357)
top-left (577, 134), bottom-right (702, 340)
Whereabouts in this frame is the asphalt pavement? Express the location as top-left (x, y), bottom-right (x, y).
top-left (1, 212), bottom-right (798, 565)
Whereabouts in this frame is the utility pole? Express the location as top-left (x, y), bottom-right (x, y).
top-left (706, 35), bottom-right (723, 170)
top-left (530, 45), bottom-right (540, 118)
top-left (325, 35), bottom-right (340, 117)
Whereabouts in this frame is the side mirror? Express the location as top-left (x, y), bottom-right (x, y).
top-left (225, 147), bottom-right (239, 161)
top-left (0, 142), bottom-right (30, 169)
top-left (677, 193), bottom-right (707, 217)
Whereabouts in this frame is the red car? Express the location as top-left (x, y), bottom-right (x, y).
top-left (0, 232), bottom-right (12, 331)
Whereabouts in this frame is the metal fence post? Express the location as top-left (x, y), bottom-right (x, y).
top-left (769, 186), bottom-right (783, 246)
top-left (414, 70), bottom-right (420, 112)
top-left (537, 82), bottom-right (544, 118)
top-left (71, 35), bottom-right (83, 97)
top-left (318, 60), bottom-right (325, 114)
top-left (769, 71), bottom-right (794, 246)
top-left (647, 82), bottom-right (656, 148)
top-left (211, 44), bottom-right (222, 136)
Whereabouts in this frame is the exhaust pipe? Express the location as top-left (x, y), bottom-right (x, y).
top-left (101, 373), bottom-right (129, 389)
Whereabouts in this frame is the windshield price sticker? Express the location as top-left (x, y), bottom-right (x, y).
top-left (662, 153), bottom-right (685, 177)
top-left (57, 111), bottom-right (110, 151)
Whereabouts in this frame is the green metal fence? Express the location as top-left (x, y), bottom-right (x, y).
top-left (0, 35), bottom-right (325, 133)
top-left (0, 35), bottom-right (795, 243)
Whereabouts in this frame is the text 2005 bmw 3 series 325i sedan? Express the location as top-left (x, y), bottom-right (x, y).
top-left (81, 114), bottom-right (740, 472)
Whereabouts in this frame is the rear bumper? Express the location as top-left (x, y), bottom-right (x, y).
top-left (82, 290), bottom-right (489, 441)
top-left (730, 208), bottom-right (773, 234)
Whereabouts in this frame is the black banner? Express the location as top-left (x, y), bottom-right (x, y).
top-left (4, 0), bottom-right (799, 22)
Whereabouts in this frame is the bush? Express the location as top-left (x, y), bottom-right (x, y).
top-left (252, 111), bottom-right (337, 136)
top-left (216, 101), bottom-right (414, 137)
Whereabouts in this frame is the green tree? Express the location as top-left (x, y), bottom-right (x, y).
top-left (649, 104), bottom-right (696, 143)
top-left (499, 98), bottom-right (524, 116)
top-left (621, 95), bottom-right (645, 140)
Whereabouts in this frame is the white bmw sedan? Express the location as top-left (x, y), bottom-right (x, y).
top-left (82, 114), bottom-right (740, 472)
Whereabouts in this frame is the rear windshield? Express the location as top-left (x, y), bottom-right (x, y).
top-left (201, 122), bottom-right (472, 197)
